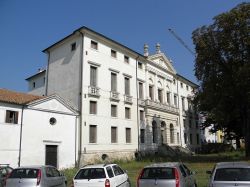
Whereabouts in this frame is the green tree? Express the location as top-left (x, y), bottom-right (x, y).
top-left (192, 3), bottom-right (250, 156)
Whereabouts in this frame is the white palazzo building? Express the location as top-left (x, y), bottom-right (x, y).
top-left (26, 26), bottom-right (200, 164)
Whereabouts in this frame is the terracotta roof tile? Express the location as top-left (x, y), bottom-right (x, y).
top-left (0, 89), bottom-right (43, 105)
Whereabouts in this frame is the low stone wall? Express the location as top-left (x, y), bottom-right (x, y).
top-left (79, 151), bottom-right (135, 166)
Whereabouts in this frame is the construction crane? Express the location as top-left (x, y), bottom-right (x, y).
top-left (168, 28), bottom-right (196, 57)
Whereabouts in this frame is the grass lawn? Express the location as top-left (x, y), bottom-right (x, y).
top-left (62, 151), bottom-right (248, 187)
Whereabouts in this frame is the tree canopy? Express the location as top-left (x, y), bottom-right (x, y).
top-left (192, 3), bottom-right (250, 156)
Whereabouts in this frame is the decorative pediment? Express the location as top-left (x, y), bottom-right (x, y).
top-left (147, 53), bottom-right (177, 74)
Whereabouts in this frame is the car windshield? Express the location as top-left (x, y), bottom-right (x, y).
top-left (75, 168), bottom-right (106, 179)
top-left (140, 167), bottom-right (175, 179)
top-left (214, 168), bottom-right (250, 181)
top-left (9, 169), bottom-right (39, 179)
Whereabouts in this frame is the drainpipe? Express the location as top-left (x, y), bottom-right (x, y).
top-left (74, 115), bottom-right (78, 167)
top-left (77, 30), bottom-right (84, 167)
top-left (18, 105), bottom-right (25, 167)
top-left (135, 56), bottom-right (140, 153)
top-left (176, 77), bottom-right (182, 147)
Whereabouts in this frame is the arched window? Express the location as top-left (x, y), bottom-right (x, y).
top-left (152, 121), bottom-right (157, 143)
top-left (161, 121), bottom-right (166, 145)
top-left (170, 123), bottom-right (174, 144)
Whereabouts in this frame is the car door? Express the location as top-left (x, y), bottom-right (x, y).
top-left (183, 164), bottom-right (196, 187)
top-left (51, 167), bottom-right (65, 187)
top-left (0, 168), bottom-right (6, 187)
top-left (179, 165), bottom-right (190, 187)
top-left (112, 165), bottom-right (127, 186)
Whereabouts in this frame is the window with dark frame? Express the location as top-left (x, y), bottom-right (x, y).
top-left (91, 40), bottom-right (98, 50)
top-left (124, 55), bottom-right (129, 63)
top-left (138, 61), bottom-right (143, 69)
top-left (140, 110), bottom-right (144, 121)
top-left (139, 82), bottom-right (144, 99)
top-left (140, 129), bottom-right (145, 143)
top-left (111, 49), bottom-right (117, 58)
top-left (125, 107), bottom-right (131, 119)
top-left (90, 66), bottom-right (97, 86)
top-left (5, 110), bottom-right (18, 124)
top-left (89, 101), bottom-right (97, 114)
top-left (111, 72), bottom-right (117, 92)
top-left (71, 42), bottom-right (76, 51)
top-left (111, 127), bottom-right (117, 143)
top-left (126, 128), bottom-right (131, 143)
top-left (124, 77), bottom-right (130, 95)
top-left (149, 85), bottom-right (154, 100)
top-left (89, 125), bottom-right (97, 143)
top-left (111, 104), bottom-right (117, 117)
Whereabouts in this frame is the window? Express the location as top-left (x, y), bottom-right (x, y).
top-left (177, 132), bottom-right (180, 144)
top-left (173, 79), bottom-right (176, 84)
top-left (112, 165), bottom-right (124, 176)
top-left (170, 124), bottom-right (174, 144)
top-left (189, 119), bottom-right (192, 128)
top-left (186, 85), bottom-right (189, 90)
top-left (111, 72), bottom-right (117, 92)
top-left (183, 119), bottom-right (186, 127)
top-left (140, 129), bottom-right (145, 143)
top-left (184, 133), bottom-right (187, 144)
top-left (90, 66), bottom-right (97, 86)
top-left (166, 92), bottom-right (170, 104)
top-left (139, 82), bottom-right (144, 99)
top-left (111, 49), bottom-right (117, 58)
top-left (89, 101), bottom-right (97, 114)
top-left (181, 97), bottom-right (185, 110)
top-left (71, 42), bottom-right (76, 51)
top-left (196, 121), bottom-right (199, 128)
top-left (174, 94), bottom-right (178, 106)
top-left (140, 110), bottom-right (144, 121)
top-left (149, 85), bottom-right (154, 100)
top-left (111, 104), bottom-right (117, 117)
top-left (180, 82), bottom-right (183, 88)
top-left (124, 55), bottom-right (129, 63)
top-left (111, 127), bottom-right (117, 143)
top-left (138, 61), bottom-right (143, 69)
top-left (125, 107), bottom-right (130, 119)
top-left (91, 40), bottom-right (98, 50)
top-left (106, 167), bottom-right (114, 178)
top-left (196, 134), bottom-right (200, 145)
top-left (158, 89), bottom-right (163, 103)
top-left (89, 125), bottom-right (97, 143)
top-left (190, 133), bottom-right (193, 144)
top-left (126, 128), bottom-right (131, 143)
top-left (124, 77), bottom-right (130, 95)
top-left (152, 121), bottom-right (157, 143)
top-left (5, 110), bottom-right (18, 124)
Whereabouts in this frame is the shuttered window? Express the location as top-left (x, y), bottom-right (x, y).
top-left (126, 128), bottom-right (131, 143)
top-left (89, 125), bottom-right (97, 143)
top-left (111, 73), bottom-right (117, 92)
top-left (111, 127), bottom-right (117, 143)
top-left (5, 110), bottom-right (18, 124)
top-left (124, 77), bottom-right (130, 95)
top-left (125, 107), bottom-right (130, 119)
top-left (89, 101), bottom-right (97, 114)
top-left (111, 105), bottom-right (117, 117)
top-left (90, 66), bottom-right (97, 86)
top-left (139, 82), bottom-right (143, 99)
top-left (140, 129), bottom-right (145, 143)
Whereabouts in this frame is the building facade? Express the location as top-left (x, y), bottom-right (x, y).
top-left (0, 89), bottom-right (78, 169)
top-left (27, 27), bottom-right (200, 163)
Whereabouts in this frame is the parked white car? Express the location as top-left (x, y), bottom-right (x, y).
top-left (72, 164), bottom-right (130, 187)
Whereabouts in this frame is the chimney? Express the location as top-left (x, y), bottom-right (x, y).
top-left (144, 44), bottom-right (149, 57)
top-left (156, 43), bottom-right (161, 54)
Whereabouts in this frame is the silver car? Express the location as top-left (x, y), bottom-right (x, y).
top-left (137, 162), bottom-right (197, 187)
top-left (72, 163), bottom-right (130, 187)
top-left (0, 164), bottom-right (13, 187)
top-left (5, 165), bottom-right (66, 187)
top-left (207, 162), bottom-right (250, 187)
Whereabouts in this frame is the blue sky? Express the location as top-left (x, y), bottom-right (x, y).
top-left (0, 0), bottom-right (246, 92)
